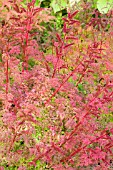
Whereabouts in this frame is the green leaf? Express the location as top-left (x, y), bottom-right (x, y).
top-left (21, 0), bottom-right (27, 8)
top-left (97, 0), bottom-right (113, 14)
top-left (68, 77), bottom-right (76, 86)
top-left (78, 83), bottom-right (87, 95)
top-left (50, 0), bottom-right (68, 13)
top-left (35, 0), bottom-right (40, 6)
top-left (28, 58), bottom-right (35, 68)
top-left (78, 83), bottom-right (83, 91)
top-left (90, 0), bottom-right (98, 8)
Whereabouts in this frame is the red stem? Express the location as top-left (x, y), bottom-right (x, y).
top-left (6, 59), bottom-right (9, 100)
top-left (61, 131), bottom-right (107, 162)
top-left (58, 84), bottom-right (107, 147)
top-left (8, 126), bottom-right (21, 152)
top-left (52, 56), bottom-right (60, 78)
top-left (22, 6), bottom-right (32, 71)
top-left (45, 57), bottom-right (84, 105)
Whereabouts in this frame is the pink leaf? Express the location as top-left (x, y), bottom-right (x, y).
top-left (18, 166), bottom-right (26, 170)
top-left (68, 11), bottom-right (79, 19)
top-left (56, 33), bottom-right (62, 43)
top-left (69, 19), bottom-right (80, 25)
top-left (64, 43), bottom-right (74, 49)
top-left (9, 46), bottom-right (20, 55)
top-left (62, 18), bottom-right (69, 22)
top-left (66, 36), bottom-right (78, 40)
top-left (52, 164), bottom-right (65, 170)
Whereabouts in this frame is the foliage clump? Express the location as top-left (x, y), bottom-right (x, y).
top-left (0, 0), bottom-right (113, 169)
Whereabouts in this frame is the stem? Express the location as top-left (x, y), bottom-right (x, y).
top-left (45, 57), bottom-right (84, 105)
top-left (58, 84), bottom-right (107, 147)
top-left (75, 63), bottom-right (89, 87)
top-left (6, 60), bottom-right (9, 99)
top-left (52, 56), bottom-right (60, 78)
top-left (22, 6), bottom-right (32, 71)
top-left (61, 131), bottom-right (107, 162)
top-left (8, 126), bottom-right (21, 152)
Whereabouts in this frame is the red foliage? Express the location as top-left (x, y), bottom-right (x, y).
top-left (0, 1), bottom-right (113, 169)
